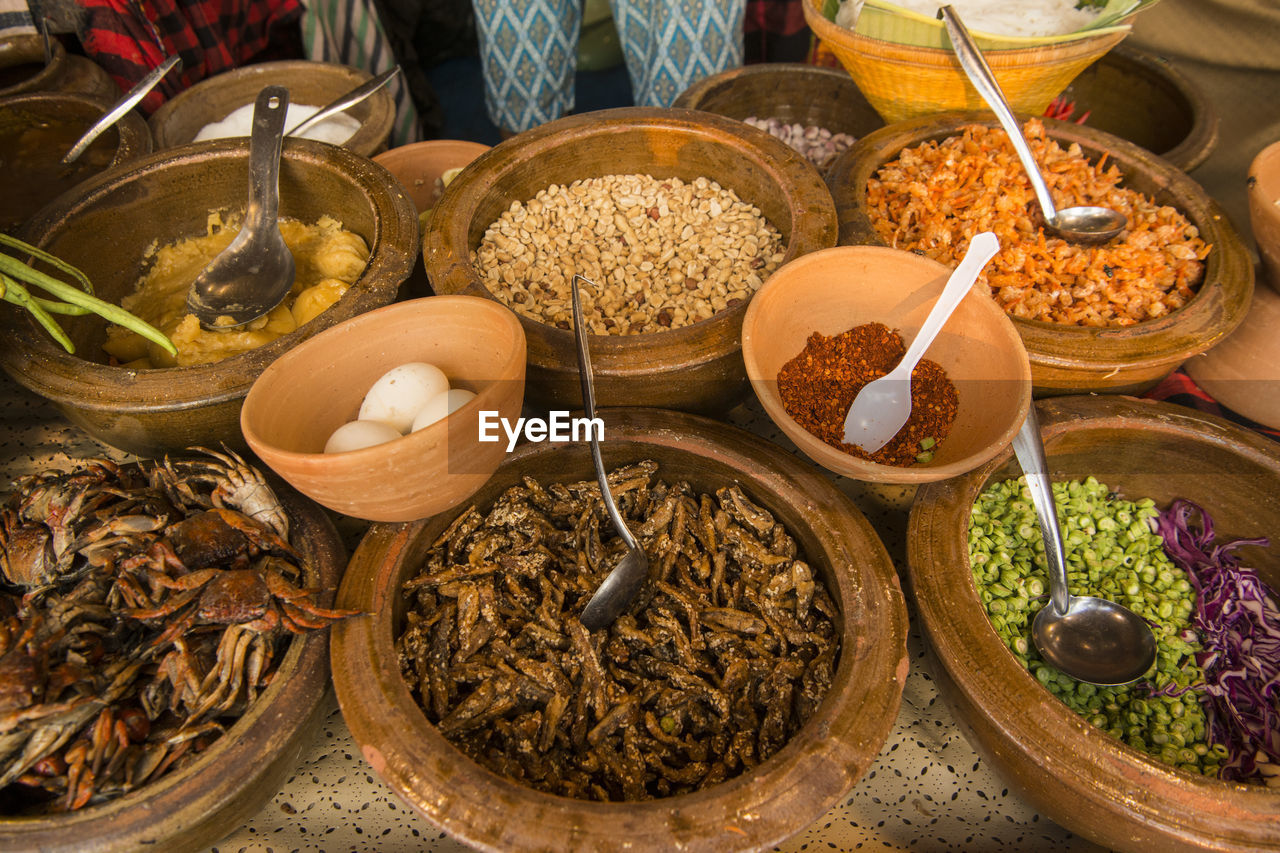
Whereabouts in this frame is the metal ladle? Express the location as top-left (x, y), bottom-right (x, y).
top-left (62, 54), bottom-right (182, 164)
top-left (185, 85), bottom-right (296, 329)
top-left (1011, 405), bottom-right (1157, 686)
top-left (571, 274), bottom-right (649, 631)
top-left (286, 66), bottom-right (401, 139)
top-left (939, 6), bottom-right (1127, 243)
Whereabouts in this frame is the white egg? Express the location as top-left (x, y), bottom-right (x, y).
top-left (323, 419), bottom-right (402, 454)
top-left (358, 362), bottom-right (451, 433)
top-left (410, 388), bottom-right (477, 432)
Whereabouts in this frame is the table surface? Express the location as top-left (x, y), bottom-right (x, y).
top-left (0, 370), bottom-right (1108, 853)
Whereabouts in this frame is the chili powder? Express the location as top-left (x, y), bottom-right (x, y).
top-left (776, 322), bottom-right (959, 468)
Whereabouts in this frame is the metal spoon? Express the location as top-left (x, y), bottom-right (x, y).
top-left (843, 230), bottom-right (999, 452)
top-left (1011, 405), bottom-right (1157, 686)
top-left (571, 274), bottom-right (649, 631)
top-left (939, 6), bottom-right (1127, 244)
top-left (286, 66), bottom-right (401, 139)
top-left (185, 86), bottom-right (296, 329)
top-left (62, 54), bottom-right (182, 164)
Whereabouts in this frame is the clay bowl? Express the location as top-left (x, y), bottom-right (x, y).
top-left (0, 33), bottom-right (67, 97)
top-left (741, 244), bottom-right (1032, 484)
top-left (0, 475), bottom-right (344, 852)
top-left (373, 139), bottom-right (491, 299)
top-left (1248, 138), bottom-right (1280, 294)
top-left (908, 394), bottom-right (1280, 851)
top-left (149, 60), bottom-right (395, 158)
top-left (672, 62), bottom-right (885, 168)
top-left (423, 106), bottom-right (838, 414)
top-left (241, 295), bottom-right (527, 523)
top-left (0, 138), bottom-right (418, 458)
top-left (831, 111), bottom-right (1254, 397)
top-left (1060, 44), bottom-right (1217, 173)
top-left (0, 91), bottom-right (152, 234)
top-left (332, 407), bottom-right (908, 851)
top-left (1184, 277), bottom-right (1280, 431)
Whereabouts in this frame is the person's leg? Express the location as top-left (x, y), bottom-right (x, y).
top-left (471, 0), bottom-right (582, 133)
top-left (610, 0), bottom-right (744, 107)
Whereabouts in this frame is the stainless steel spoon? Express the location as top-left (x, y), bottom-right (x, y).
top-left (1012, 405), bottom-right (1157, 686)
top-left (185, 86), bottom-right (296, 329)
top-left (571, 274), bottom-right (649, 631)
top-left (286, 66), bottom-right (401, 139)
top-left (62, 54), bottom-right (182, 164)
top-left (939, 6), bottom-right (1127, 243)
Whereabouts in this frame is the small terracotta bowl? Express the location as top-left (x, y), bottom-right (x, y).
top-left (0, 33), bottom-right (67, 97)
top-left (0, 139), bottom-right (418, 458)
top-left (909, 395), bottom-right (1280, 851)
top-left (0, 480), bottom-right (344, 852)
top-left (1248, 138), bottom-right (1280, 294)
top-left (831, 112), bottom-right (1254, 397)
top-left (241, 295), bottom-right (527, 523)
top-left (741, 245), bottom-right (1032, 484)
top-left (332, 407), bottom-right (908, 851)
top-left (1184, 281), bottom-right (1280, 431)
top-left (149, 60), bottom-right (395, 158)
top-left (423, 107), bottom-right (838, 414)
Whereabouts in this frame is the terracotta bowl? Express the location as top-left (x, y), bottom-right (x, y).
top-left (831, 112), bottom-right (1254, 397)
top-left (149, 60), bottom-right (395, 158)
top-left (423, 106), bottom-right (838, 414)
top-left (672, 62), bottom-right (885, 164)
top-left (241, 295), bottom-right (527, 523)
top-left (0, 478), bottom-right (344, 852)
top-left (0, 33), bottom-right (67, 97)
top-left (1183, 279), bottom-right (1280, 431)
top-left (908, 394), bottom-right (1280, 851)
top-left (1060, 44), bottom-right (1217, 173)
top-left (741, 244), bottom-right (1032, 484)
top-left (1248, 138), bottom-right (1280, 294)
top-left (332, 407), bottom-right (908, 851)
top-left (373, 139), bottom-right (491, 299)
top-left (0, 91), bottom-right (152, 234)
top-left (0, 138), bottom-right (418, 458)
top-left (800, 0), bottom-right (1130, 125)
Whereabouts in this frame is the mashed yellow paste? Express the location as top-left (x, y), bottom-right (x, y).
top-left (104, 213), bottom-right (369, 368)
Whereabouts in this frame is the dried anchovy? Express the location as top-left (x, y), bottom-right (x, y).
top-left (395, 460), bottom-right (841, 801)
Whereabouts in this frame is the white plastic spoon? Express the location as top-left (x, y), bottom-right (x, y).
top-left (842, 230), bottom-right (1000, 452)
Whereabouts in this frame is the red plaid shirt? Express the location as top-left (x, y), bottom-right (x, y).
top-left (78, 0), bottom-right (302, 114)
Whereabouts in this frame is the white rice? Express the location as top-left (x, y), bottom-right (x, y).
top-left (843, 0), bottom-right (1104, 37)
top-left (194, 102), bottom-right (361, 146)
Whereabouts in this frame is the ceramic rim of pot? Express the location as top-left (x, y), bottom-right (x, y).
top-left (0, 33), bottom-right (66, 97)
top-left (0, 136), bottom-right (418, 415)
top-left (0, 90), bottom-right (153, 169)
top-left (423, 107), bottom-right (839, 388)
top-left (908, 394), bottom-right (1280, 849)
top-left (831, 111), bottom-right (1254, 380)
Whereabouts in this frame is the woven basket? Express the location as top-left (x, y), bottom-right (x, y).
top-left (803, 0), bottom-right (1131, 124)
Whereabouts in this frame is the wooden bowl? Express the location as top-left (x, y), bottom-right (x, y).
top-left (149, 60), bottom-right (395, 158)
top-left (0, 91), bottom-right (152, 234)
top-left (0, 480), bottom-right (344, 852)
top-left (1060, 44), bottom-right (1217, 173)
top-left (0, 139), bottom-right (418, 458)
top-left (908, 394), bottom-right (1280, 851)
top-left (800, 0), bottom-right (1130, 125)
top-left (671, 62), bottom-right (885, 157)
top-left (423, 107), bottom-right (837, 414)
top-left (332, 407), bottom-right (908, 852)
top-left (741, 245), bottom-right (1032, 483)
top-left (1248, 138), bottom-right (1280, 294)
top-left (241, 296), bottom-right (527, 523)
top-left (831, 112), bottom-right (1254, 397)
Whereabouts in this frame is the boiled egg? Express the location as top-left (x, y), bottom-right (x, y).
top-left (324, 419), bottom-right (402, 454)
top-left (358, 362), bottom-right (450, 433)
top-left (411, 388), bottom-right (477, 432)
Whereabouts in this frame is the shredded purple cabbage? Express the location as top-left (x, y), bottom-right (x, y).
top-left (1153, 499), bottom-right (1279, 782)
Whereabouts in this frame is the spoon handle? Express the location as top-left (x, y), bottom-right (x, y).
top-left (287, 66), bottom-right (401, 138)
top-left (244, 86), bottom-right (289, 234)
top-left (938, 6), bottom-right (1060, 222)
top-left (1011, 405), bottom-right (1071, 615)
top-left (570, 274), bottom-right (641, 552)
top-left (62, 54), bottom-right (181, 164)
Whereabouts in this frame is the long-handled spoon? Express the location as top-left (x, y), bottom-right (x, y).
top-left (185, 86), bottom-right (295, 329)
top-left (571, 274), bottom-right (649, 631)
top-left (286, 66), bottom-right (401, 139)
top-left (939, 6), bottom-right (1127, 243)
top-left (1012, 405), bottom-right (1157, 686)
top-left (842, 230), bottom-right (1000, 451)
top-left (62, 54), bottom-right (182, 164)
